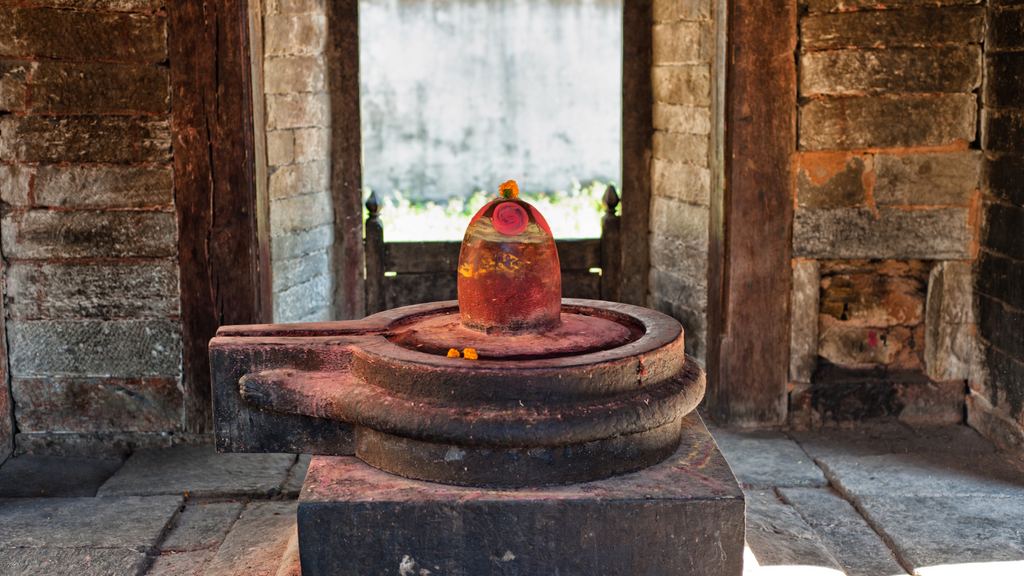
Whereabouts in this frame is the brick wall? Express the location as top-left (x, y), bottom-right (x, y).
top-left (648, 0), bottom-right (714, 365)
top-left (263, 0), bottom-right (335, 323)
top-left (789, 0), bottom-right (982, 425)
top-left (0, 1), bottom-right (182, 457)
top-left (970, 0), bottom-right (1024, 453)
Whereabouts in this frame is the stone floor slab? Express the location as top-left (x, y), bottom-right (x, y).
top-left (0, 455), bottom-right (123, 498)
top-left (790, 420), bottom-right (921, 460)
top-left (857, 495), bottom-right (1024, 569)
top-left (97, 444), bottom-right (296, 499)
top-left (744, 490), bottom-right (843, 571)
top-left (0, 495), bottom-right (183, 551)
top-left (158, 501), bottom-right (243, 552)
top-left (0, 547), bottom-right (148, 576)
top-left (280, 454), bottom-right (311, 499)
top-left (205, 502), bottom-right (297, 576)
top-left (778, 487), bottom-right (907, 576)
top-left (818, 452), bottom-right (1024, 499)
top-left (713, 429), bottom-right (827, 489)
top-left (146, 549), bottom-right (217, 576)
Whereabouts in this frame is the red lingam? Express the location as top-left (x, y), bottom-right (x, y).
top-left (458, 180), bottom-right (561, 334)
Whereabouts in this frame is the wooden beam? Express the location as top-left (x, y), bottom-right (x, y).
top-left (169, 0), bottom-right (265, 433)
top-left (326, 0), bottom-right (365, 320)
top-left (619, 0), bottom-right (653, 307)
top-left (705, 0), bottom-right (796, 425)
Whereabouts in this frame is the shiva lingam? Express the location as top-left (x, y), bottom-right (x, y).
top-left (211, 181), bottom-right (705, 487)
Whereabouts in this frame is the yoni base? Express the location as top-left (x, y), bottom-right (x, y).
top-left (296, 413), bottom-right (744, 575)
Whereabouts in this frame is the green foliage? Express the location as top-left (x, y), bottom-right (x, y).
top-left (365, 179), bottom-right (611, 241)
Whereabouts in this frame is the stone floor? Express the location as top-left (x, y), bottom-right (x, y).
top-left (0, 420), bottom-right (1021, 575)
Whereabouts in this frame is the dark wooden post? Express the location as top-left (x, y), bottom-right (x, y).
top-left (364, 191), bottom-right (386, 315)
top-left (601, 185), bottom-right (622, 302)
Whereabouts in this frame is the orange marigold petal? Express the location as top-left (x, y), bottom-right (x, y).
top-left (447, 348), bottom-right (460, 358)
top-left (498, 180), bottom-right (519, 199)
top-left (463, 348), bottom-right (478, 360)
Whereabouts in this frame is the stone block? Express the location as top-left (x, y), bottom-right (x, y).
top-left (206, 502), bottom-right (297, 576)
top-left (12, 377), bottom-right (183, 433)
top-left (266, 129), bottom-right (295, 167)
top-left (744, 490), bottom-right (843, 571)
top-left (6, 319), bottom-right (182, 378)
top-left (652, 65), bottom-right (710, 106)
top-left (652, 21), bottom-right (704, 65)
top-left (293, 126), bottom-right (329, 162)
top-left (273, 274), bottom-right (331, 322)
top-left (976, 249), bottom-right (1024, 312)
top-left (984, 151), bottom-right (1024, 208)
top-left (820, 262), bottom-right (928, 328)
top-left (5, 260), bottom-right (179, 319)
top-left (98, 444), bottom-right (296, 499)
top-left (789, 419), bottom-right (923, 459)
top-left (268, 159), bottom-right (329, 200)
top-left (280, 453), bottom-right (312, 498)
top-left (34, 164), bottom-right (173, 208)
top-left (297, 414), bottom-right (744, 576)
top-left (650, 296), bottom-right (707, 363)
top-left (272, 249), bottom-right (329, 293)
top-left (819, 321), bottom-right (925, 369)
top-left (0, 548), bottom-right (147, 576)
top-left (263, 55), bottom-right (325, 93)
top-left (790, 259), bottom-right (820, 383)
top-left (147, 549), bottom-right (217, 576)
top-left (0, 115), bottom-right (172, 163)
top-left (969, 338), bottom-right (1024, 428)
top-left (14, 431), bottom-right (188, 460)
top-left (796, 152), bottom-right (870, 208)
top-left (776, 487), bottom-right (909, 576)
top-left (967, 392), bottom-right (1024, 455)
top-left (266, 92), bottom-right (329, 130)
top-left (1, 210), bottom-right (176, 259)
top-left (924, 261), bottom-right (972, 381)
top-left (652, 159), bottom-right (711, 205)
top-left (976, 293), bottom-right (1024, 364)
top-left (0, 5), bottom-right (166, 61)
top-left (982, 108), bottom-right (1024, 154)
top-left (804, 0), bottom-right (980, 14)
top-left (159, 501), bottom-right (243, 552)
top-left (648, 267), bottom-right (706, 314)
top-left (649, 197), bottom-right (709, 250)
top-left (0, 162), bottom-right (31, 205)
top-left (856, 495), bottom-right (1024, 569)
top-left (0, 455), bottom-right (123, 498)
top-left (875, 151), bottom-right (980, 206)
top-left (653, 131), bottom-right (708, 166)
top-left (801, 6), bottom-right (984, 49)
top-left (987, 5), bottom-right (1024, 51)
top-left (794, 207), bottom-right (970, 259)
top-left (270, 223), bottom-right (333, 260)
top-left (801, 45), bottom-right (980, 97)
top-left (982, 201), bottom-right (1024, 261)
top-left (985, 51), bottom-right (1024, 109)
top-left (0, 495), bottom-right (183, 550)
top-left (653, 104), bottom-right (710, 135)
top-left (29, 60), bottom-right (169, 113)
top-left (894, 378), bottom-right (966, 425)
top-left (0, 59), bottom-right (28, 110)
top-left (711, 430), bottom-right (826, 489)
top-left (652, 0), bottom-right (711, 23)
top-left (799, 94), bottom-right (976, 151)
top-left (649, 235), bottom-right (709, 281)
top-left (294, 306), bottom-right (334, 323)
top-left (270, 190), bottom-right (333, 236)
top-left (264, 14), bottom-right (327, 56)
top-left (266, 0), bottom-right (326, 14)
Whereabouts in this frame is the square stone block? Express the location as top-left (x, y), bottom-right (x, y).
top-left (296, 414), bottom-right (744, 576)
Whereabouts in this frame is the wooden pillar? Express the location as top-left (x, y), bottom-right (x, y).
top-left (169, 0), bottom-right (267, 433)
top-left (705, 0), bottom-right (797, 425)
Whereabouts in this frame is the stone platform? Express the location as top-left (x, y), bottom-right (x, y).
top-left (296, 412), bottom-right (745, 575)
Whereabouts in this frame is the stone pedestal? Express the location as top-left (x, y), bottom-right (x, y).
top-left (296, 413), bottom-right (744, 575)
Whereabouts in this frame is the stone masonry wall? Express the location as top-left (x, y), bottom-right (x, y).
top-left (789, 0), bottom-right (981, 426)
top-left (263, 0), bottom-right (335, 323)
top-left (970, 0), bottom-right (1024, 454)
top-left (648, 0), bottom-right (714, 365)
top-left (0, 1), bottom-right (182, 457)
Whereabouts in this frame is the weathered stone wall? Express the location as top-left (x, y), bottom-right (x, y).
top-left (648, 0), bottom-right (714, 365)
top-left (0, 1), bottom-right (182, 456)
top-left (263, 0), bottom-right (335, 323)
top-left (970, 0), bottom-right (1024, 454)
top-left (789, 0), bottom-right (981, 425)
